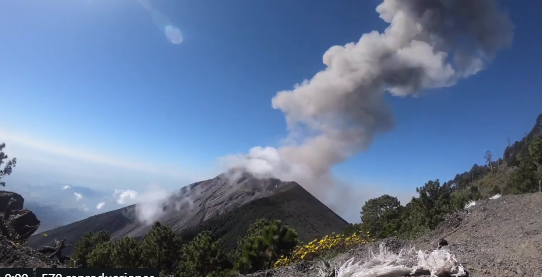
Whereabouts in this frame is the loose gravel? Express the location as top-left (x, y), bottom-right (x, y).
top-left (243, 192), bottom-right (542, 277)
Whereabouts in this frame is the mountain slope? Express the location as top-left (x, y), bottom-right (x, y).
top-left (27, 173), bottom-right (348, 253)
top-left (178, 181), bottom-right (348, 252)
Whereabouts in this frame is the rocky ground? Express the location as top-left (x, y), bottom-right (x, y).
top-left (419, 193), bottom-right (542, 277)
top-left (2, 192), bottom-right (541, 276)
top-left (0, 191), bottom-right (64, 268)
top-left (243, 192), bottom-right (542, 277)
top-left (0, 236), bottom-right (56, 268)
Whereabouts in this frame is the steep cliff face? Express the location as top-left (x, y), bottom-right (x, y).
top-left (28, 172), bottom-right (348, 254)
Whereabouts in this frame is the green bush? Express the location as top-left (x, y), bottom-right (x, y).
top-left (71, 231), bottom-right (111, 268)
top-left (142, 222), bottom-right (183, 273)
top-left (235, 220), bottom-right (299, 274)
top-left (177, 231), bottom-right (230, 277)
top-left (360, 195), bottom-right (402, 239)
top-left (111, 237), bottom-right (144, 268)
top-left (229, 218), bottom-right (270, 263)
top-left (87, 241), bottom-right (115, 268)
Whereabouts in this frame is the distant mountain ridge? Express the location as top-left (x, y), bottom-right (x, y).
top-left (6, 183), bottom-right (118, 232)
top-left (24, 201), bottom-right (86, 233)
top-left (27, 172), bottom-right (348, 253)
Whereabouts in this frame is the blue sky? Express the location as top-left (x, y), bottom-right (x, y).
top-left (0, 0), bottom-right (541, 218)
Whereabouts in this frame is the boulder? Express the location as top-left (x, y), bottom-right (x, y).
top-left (8, 209), bottom-right (40, 231)
top-left (3, 209), bottom-right (41, 240)
top-left (0, 191), bottom-right (24, 212)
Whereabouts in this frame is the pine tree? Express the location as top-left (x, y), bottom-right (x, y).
top-left (529, 134), bottom-right (542, 184)
top-left (177, 231), bottom-right (230, 277)
top-left (111, 237), bottom-right (144, 268)
top-left (360, 195), bottom-right (402, 238)
top-left (141, 221), bottom-right (183, 272)
top-left (235, 220), bottom-right (299, 274)
top-left (0, 143), bottom-right (16, 187)
top-left (229, 218), bottom-right (270, 263)
top-left (71, 231), bottom-right (111, 268)
top-left (87, 241), bottom-right (115, 268)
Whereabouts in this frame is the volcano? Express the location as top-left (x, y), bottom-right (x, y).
top-left (27, 172), bottom-right (348, 253)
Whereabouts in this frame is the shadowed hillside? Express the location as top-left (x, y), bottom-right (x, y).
top-left (27, 206), bottom-right (134, 251)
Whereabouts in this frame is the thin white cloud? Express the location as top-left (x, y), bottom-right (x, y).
top-left (96, 202), bottom-right (106, 209)
top-left (79, 204), bottom-right (89, 212)
top-left (114, 189), bottom-right (138, 205)
top-left (61, 185), bottom-right (71, 190)
top-left (74, 192), bottom-right (83, 201)
top-left (0, 129), bottom-right (214, 182)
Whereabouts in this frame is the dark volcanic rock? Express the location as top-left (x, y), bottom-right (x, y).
top-left (0, 191), bottom-right (49, 268)
top-left (8, 209), bottom-right (41, 237)
top-left (1, 191), bottom-right (41, 240)
top-left (0, 191), bottom-right (24, 211)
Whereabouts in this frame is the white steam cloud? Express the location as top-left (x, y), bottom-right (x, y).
top-left (220, 0), bottom-right (514, 216)
top-left (114, 189), bottom-right (139, 205)
top-left (61, 185), bottom-right (71, 190)
top-left (74, 192), bottom-right (83, 201)
top-left (114, 186), bottom-right (177, 225)
top-left (133, 186), bottom-right (170, 225)
top-left (96, 202), bottom-right (106, 210)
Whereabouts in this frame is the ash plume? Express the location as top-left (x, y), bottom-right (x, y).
top-left (220, 0), bottom-right (514, 218)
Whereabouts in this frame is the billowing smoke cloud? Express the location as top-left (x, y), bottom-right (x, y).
top-left (74, 192), bottom-right (83, 201)
top-left (138, 0), bottom-right (183, 44)
top-left (220, 0), bottom-right (514, 218)
top-left (133, 186), bottom-right (170, 225)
